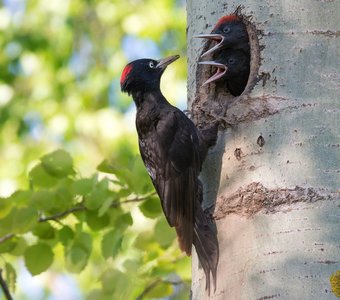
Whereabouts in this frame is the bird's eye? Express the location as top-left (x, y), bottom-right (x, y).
top-left (149, 61), bottom-right (155, 68)
top-left (228, 58), bottom-right (236, 64)
top-left (223, 27), bottom-right (231, 33)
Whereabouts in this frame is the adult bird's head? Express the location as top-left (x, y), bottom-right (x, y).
top-left (194, 15), bottom-right (249, 57)
top-left (199, 49), bottom-right (250, 86)
top-left (120, 55), bottom-right (180, 95)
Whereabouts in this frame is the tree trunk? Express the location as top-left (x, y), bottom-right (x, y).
top-left (187, 1), bottom-right (340, 299)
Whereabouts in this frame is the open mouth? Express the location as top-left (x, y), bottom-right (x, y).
top-left (198, 61), bottom-right (228, 85)
top-left (193, 34), bottom-right (224, 57)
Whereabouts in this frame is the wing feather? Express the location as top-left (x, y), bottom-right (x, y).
top-left (139, 108), bottom-right (201, 255)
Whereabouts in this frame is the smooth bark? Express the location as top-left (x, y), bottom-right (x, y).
top-left (187, 1), bottom-right (340, 299)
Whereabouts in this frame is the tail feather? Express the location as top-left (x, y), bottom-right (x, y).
top-left (175, 224), bottom-right (192, 256)
top-left (193, 206), bottom-right (219, 294)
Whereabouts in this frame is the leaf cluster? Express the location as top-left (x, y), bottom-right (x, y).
top-left (0, 150), bottom-right (190, 299)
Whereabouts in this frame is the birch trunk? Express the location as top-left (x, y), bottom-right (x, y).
top-left (187, 1), bottom-right (340, 299)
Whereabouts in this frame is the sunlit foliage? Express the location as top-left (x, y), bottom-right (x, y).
top-left (0, 0), bottom-right (189, 298)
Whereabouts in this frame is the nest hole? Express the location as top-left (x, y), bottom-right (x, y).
top-left (195, 14), bottom-right (260, 102)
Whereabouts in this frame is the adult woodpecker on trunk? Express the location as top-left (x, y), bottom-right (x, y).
top-left (199, 49), bottom-right (250, 96)
top-left (120, 55), bottom-right (219, 293)
top-left (194, 14), bottom-right (250, 58)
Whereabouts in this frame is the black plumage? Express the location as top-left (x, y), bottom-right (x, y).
top-left (194, 14), bottom-right (251, 95)
top-left (194, 15), bottom-right (250, 57)
top-left (120, 55), bottom-right (219, 293)
top-left (199, 49), bottom-right (250, 96)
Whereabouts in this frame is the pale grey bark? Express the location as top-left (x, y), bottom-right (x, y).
top-left (187, 1), bottom-right (340, 299)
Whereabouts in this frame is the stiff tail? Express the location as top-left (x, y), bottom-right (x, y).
top-left (175, 223), bottom-right (192, 256)
top-left (193, 206), bottom-right (219, 294)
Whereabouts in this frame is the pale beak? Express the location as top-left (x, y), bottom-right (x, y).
top-left (193, 34), bottom-right (225, 57)
top-left (156, 55), bottom-right (180, 70)
top-left (198, 61), bottom-right (228, 85)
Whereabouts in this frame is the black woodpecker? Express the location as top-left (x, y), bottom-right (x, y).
top-left (120, 55), bottom-right (219, 293)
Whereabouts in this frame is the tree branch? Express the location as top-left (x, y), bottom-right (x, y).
top-left (38, 206), bottom-right (84, 222)
top-left (0, 269), bottom-right (13, 300)
top-left (38, 192), bottom-right (156, 222)
top-left (110, 192), bottom-right (157, 208)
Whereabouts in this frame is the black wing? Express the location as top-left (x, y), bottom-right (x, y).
top-left (138, 108), bottom-right (201, 255)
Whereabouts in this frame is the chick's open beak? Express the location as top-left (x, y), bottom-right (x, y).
top-left (193, 34), bottom-right (225, 57)
top-left (198, 61), bottom-right (228, 86)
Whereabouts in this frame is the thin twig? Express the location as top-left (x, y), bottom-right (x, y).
top-left (136, 279), bottom-right (161, 300)
top-left (0, 269), bottom-right (13, 300)
top-left (38, 206), bottom-right (84, 222)
top-left (110, 192), bottom-right (156, 208)
top-left (38, 192), bottom-right (156, 222)
top-left (136, 278), bottom-right (183, 300)
top-left (0, 234), bottom-right (14, 245)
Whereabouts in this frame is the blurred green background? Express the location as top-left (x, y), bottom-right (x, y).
top-left (0, 0), bottom-right (189, 299)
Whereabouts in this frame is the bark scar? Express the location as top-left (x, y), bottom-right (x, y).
top-left (214, 182), bottom-right (335, 219)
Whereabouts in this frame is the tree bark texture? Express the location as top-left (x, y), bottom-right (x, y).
top-left (187, 1), bottom-right (340, 299)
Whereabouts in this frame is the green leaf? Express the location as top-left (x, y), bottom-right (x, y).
top-left (114, 212), bottom-right (133, 232)
top-left (72, 178), bottom-right (95, 196)
top-left (0, 211), bottom-right (14, 236)
top-left (0, 237), bottom-right (16, 253)
top-left (24, 243), bottom-right (54, 275)
top-left (0, 197), bottom-right (13, 218)
top-left (123, 259), bottom-right (141, 273)
top-left (134, 231), bottom-right (155, 251)
top-left (10, 190), bottom-right (33, 206)
top-left (30, 190), bottom-right (56, 211)
top-left (0, 207), bottom-right (38, 236)
top-left (146, 281), bottom-right (173, 298)
top-left (97, 159), bottom-right (117, 174)
top-left (101, 230), bottom-right (122, 259)
top-left (154, 217), bottom-right (176, 248)
top-left (5, 262), bottom-right (16, 292)
top-left (98, 196), bottom-right (114, 217)
top-left (174, 256), bottom-right (191, 280)
top-left (65, 246), bottom-right (89, 273)
top-left (29, 164), bottom-right (59, 188)
top-left (65, 232), bottom-right (92, 273)
top-left (15, 207), bottom-right (39, 234)
top-left (100, 269), bottom-right (129, 295)
top-left (84, 179), bottom-right (109, 211)
top-left (86, 211), bottom-right (110, 231)
top-left (10, 237), bottom-right (28, 256)
top-left (85, 189), bottom-right (106, 211)
top-left (41, 149), bottom-right (74, 178)
top-left (58, 226), bottom-right (74, 247)
top-left (152, 260), bottom-right (175, 277)
top-left (97, 160), bottom-right (130, 185)
top-left (87, 289), bottom-right (112, 300)
top-left (54, 186), bottom-right (73, 211)
top-left (128, 157), bottom-right (153, 194)
top-left (139, 196), bottom-right (162, 219)
top-left (74, 232), bottom-right (92, 253)
top-left (32, 222), bottom-right (55, 239)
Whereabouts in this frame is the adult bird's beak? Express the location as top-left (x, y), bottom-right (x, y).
top-left (156, 55), bottom-right (180, 70)
top-left (193, 33), bottom-right (224, 57)
top-left (198, 61), bottom-right (228, 86)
